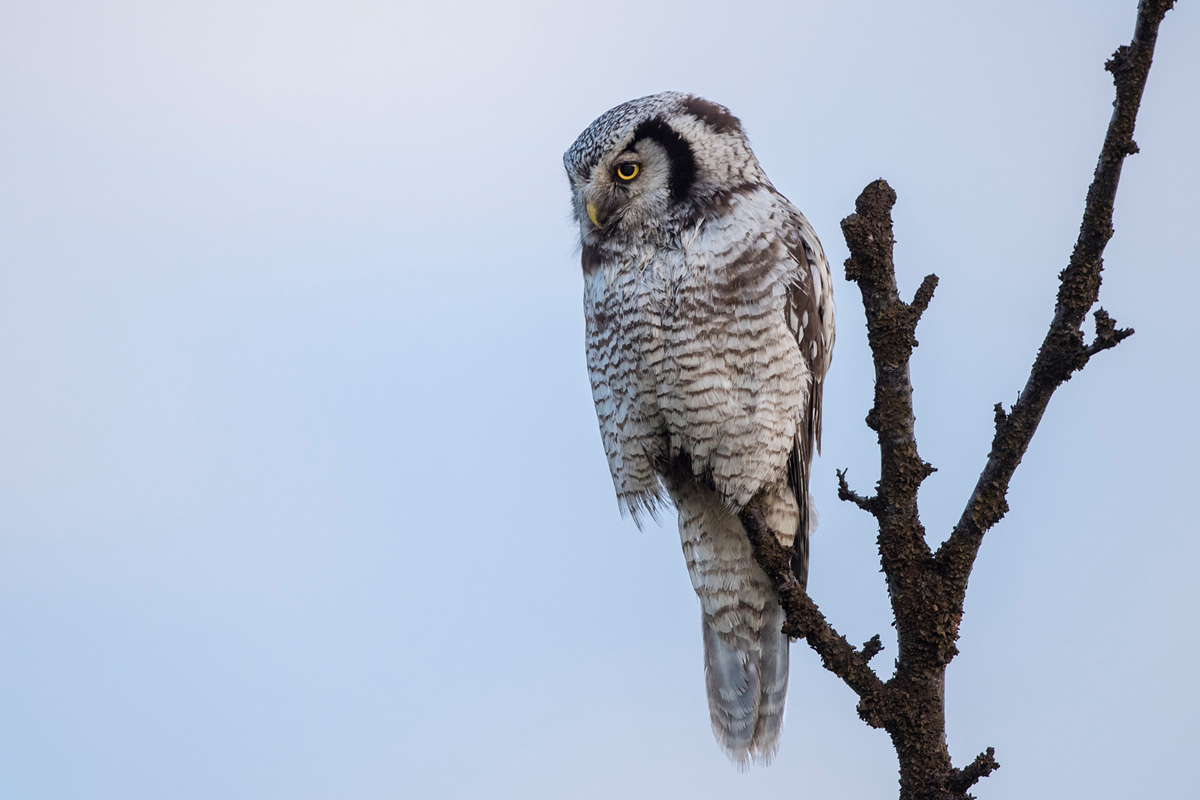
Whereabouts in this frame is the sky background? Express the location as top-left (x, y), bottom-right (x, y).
top-left (2, 1), bottom-right (1198, 797)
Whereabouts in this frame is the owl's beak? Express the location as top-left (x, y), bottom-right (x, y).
top-left (586, 200), bottom-right (603, 229)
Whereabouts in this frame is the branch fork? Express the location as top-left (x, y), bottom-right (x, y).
top-left (743, 2), bottom-right (1173, 796)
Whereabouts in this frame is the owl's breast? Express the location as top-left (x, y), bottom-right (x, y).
top-left (656, 198), bottom-right (808, 509)
top-left (583, 247), bottom-right (676, 518)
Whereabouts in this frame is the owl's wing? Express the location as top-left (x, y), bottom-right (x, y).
top-left (782, 212), bottom-right (835, 590)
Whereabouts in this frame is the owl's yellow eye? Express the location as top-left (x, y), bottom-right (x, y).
top-left (615, 162), bottom-right (640, 181)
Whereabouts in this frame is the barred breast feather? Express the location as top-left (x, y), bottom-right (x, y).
top-left (584, 185), bottom-right (829, 522)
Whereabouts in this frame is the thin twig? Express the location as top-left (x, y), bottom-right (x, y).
top-left (836, 468), bottom-right (883, 517)
top-left (949, 748), bottom-right (1001, 795)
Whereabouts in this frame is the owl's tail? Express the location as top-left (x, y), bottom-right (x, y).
top-left (671, 478), bottom-right (802, 767)
top-left (702, 601), bottom-right (789, 767)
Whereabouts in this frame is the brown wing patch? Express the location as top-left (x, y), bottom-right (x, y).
top-left (782, 220), bottom-right (831, 588)
top-left (785, 232), bottom-right (830, 454)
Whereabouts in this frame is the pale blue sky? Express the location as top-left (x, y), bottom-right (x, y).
top-left (2, 1), bottom-right (1198, 798)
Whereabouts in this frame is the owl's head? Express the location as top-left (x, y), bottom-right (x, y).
top-left (563, 92), bottom-right (766, 241)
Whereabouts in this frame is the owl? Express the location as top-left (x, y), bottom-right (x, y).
top-left (564, 92), bottom-right (835, 765)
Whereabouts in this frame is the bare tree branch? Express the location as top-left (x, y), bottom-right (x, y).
top-left (742, 2), bottom-right (1177, 797)
top-left (739, 507), bottom-right (888, 724)
top-left (1085, 308), bottom-right (1136, 357)
top-left (839, 178), bottom-right (962, 797)
top-left (860, 634), bottom-right (885, 663)
top-left (836, 468), bottom-right (883, 517)
top-left (948, 748), bottom-right (1000, 796)
top-left (935, 0), bottom-right (1173, 600)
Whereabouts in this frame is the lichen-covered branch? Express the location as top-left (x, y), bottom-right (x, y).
top-left (840, 179), bottom-right (961, 796)
top-left (935, 0), bottom-right (1172, 597)
top-left (744, 3), bottom-right (1175, 797)
top-left (948, 748), bottom-right (1000, 796)
top-left (836, 468), bottom-right (883, 517)
top-left (740, 507), bottom-right (887, 720)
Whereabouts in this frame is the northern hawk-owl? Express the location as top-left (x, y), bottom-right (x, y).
top-left (564, 92), bottom-right (835, 765)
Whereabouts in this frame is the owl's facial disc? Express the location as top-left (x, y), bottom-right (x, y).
top-left (587, 159), bottom-right (641, 227)
top-left (578, 137), bottom-right (673, 237)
